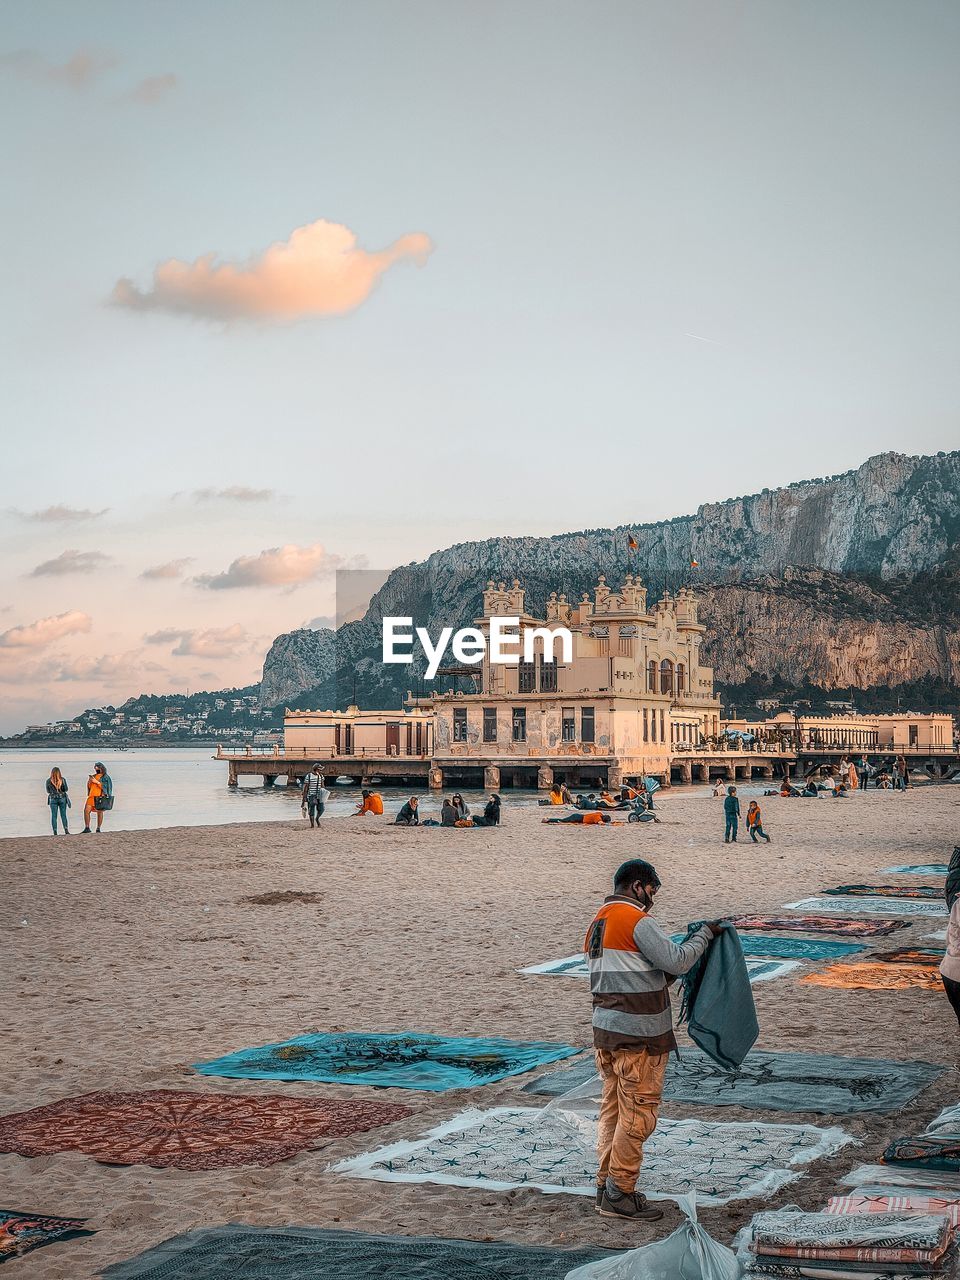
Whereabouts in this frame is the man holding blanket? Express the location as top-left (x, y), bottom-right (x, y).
top-left (585, 858), bottom-right (721, 1221)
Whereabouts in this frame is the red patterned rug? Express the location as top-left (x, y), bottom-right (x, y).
top-left (0, 1090), bottom-right (411, 1170)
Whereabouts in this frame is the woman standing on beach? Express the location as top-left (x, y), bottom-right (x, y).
top-left (46, 767), bottom-right (70, 835)
top-left (83, 762), bottom-right (113, 834)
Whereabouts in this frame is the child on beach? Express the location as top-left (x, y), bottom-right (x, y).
top-left (746, 800), bottom-right (771, 843)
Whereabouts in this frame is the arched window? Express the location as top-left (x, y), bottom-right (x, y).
top-left (647, 659), bottom-right (657, 692)
top-left (676, 663), bottom-right (685, 695)
top-left (660, 659), bottom-right (674, 695)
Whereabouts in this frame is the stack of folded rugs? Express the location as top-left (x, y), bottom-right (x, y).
top-left (741, 1106), bottom-right (960, 1280)
top-left (741, 1209), bottom-right (956, 1278)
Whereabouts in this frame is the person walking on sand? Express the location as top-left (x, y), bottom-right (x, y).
top-left (746, 800), bottom-right (771, 843)
top-left (83, 762), bottom-right (112, 834)
top-left (586, 858), bottom-right (722, 1221)
top-left (896, 753), bottom-right (910, 789)
top-left (46, 767), bottom-right (70, 835)
top-left (724, 785), bottom-right (740, 843)
top-left (300, 765), bottom-right (328, 828)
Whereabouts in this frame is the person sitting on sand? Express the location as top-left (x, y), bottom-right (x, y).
top-left (586, 858), bottom-right (722, 1220)
top-left (619, 784), bottom-right (638, 803)
top-left (440, 798), bottom-right (458, 826)
top-left (940, 892), bottom-right (960, 1030)
top-left (395, 797), bottom-right (419, 826)
top-left (547, 783), bottom-right (566, 805)
top-left (746, 800), bottom-right (771, 843)
top-left (451, 793), bottom-right (469, 821)
top-left (780, 779), bottom-right (800, 797)
top-left (478, 794), bottom-right (501, 826)
top-left (822, 773), bottom-right (836, 794)
top-left (712, 779), bottom-right (727, 798)
top-left (802, 779), bottom-right (818, 797)
top-left (578, 792), bottom-right (601, 810)
top-left (355, 789), bottom-right (384, 817)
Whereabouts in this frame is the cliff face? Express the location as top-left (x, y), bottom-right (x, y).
top-left (260, 450), bottom-right (960, 708)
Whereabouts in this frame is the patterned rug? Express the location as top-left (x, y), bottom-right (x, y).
top-left (0, 1209), bottom-right (91, 1263)
top-left (823, 884), bottom-right (943, 899)
top-left (783, 897), bottom-right (946, 918)
top-left (332, 1106), bottom-right (852, 1204)
top-left (519, 954), bottom-right (800, 982)
top-left (734, 914), bottom-right (909, 937)
top-left (192, 1032), bottom-right (579, 1091)
top-left (885, 865), bottom-right (949, 875)
top-left (800, 962), bottom-right (944, 991)
top-left (0, 1090), bottom-right (411, 1170)
top-left (873, 947), bottom-right (944, 967)
top-left (100, 1228), bottom-right (612, 1280)
top-left (825, 1191), bottom-right (960, 1227)
top-left (522, 1049), bottom-right (943, 1113)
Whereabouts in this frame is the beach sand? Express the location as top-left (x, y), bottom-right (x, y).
top-left (3, 785), bottom-right (958, 1277)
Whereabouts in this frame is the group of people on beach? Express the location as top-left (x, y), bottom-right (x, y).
top-left (297, 766), bottom-right (502, 828)
top-left (44, 763), bottom-right (114, 835)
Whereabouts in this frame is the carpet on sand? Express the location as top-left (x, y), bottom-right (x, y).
top-left (522, 1049), bottom-right (943, 1114)
top-left (783, 897), bottom-right (947, 918)
top-left (0, 1210), bottom-right (91, 1264)
top-left (519, 954), bottom-right (800, 982)
top-left (823, 884), bottom-right (943, 899)
top-left (332, 1106), bottom-right (852, 1204)
top-left (734, 915), bottom-right (909, 937)
top-left (0, 1091), bottom-right (410, 1171)
top-left (872, 947), bottom-right (944, 966)
top-left (99, 1228), bottom-right (612, 1280)
top-left (799, 963), bottom-right (944, 992)
top-left (192, 1032), bottom-right (579, 1091)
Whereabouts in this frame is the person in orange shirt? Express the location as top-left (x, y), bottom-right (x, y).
top-left (355, 789), bottom-right (384, 816)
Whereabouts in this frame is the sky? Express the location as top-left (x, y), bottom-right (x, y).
top-left (1, 0), bottom-right (958, 732)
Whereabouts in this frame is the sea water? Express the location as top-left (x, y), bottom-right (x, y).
top-left (0, 748), bottom-right (548, 838)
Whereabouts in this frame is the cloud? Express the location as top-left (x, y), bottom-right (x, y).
top-left (18, 505), bottom-right (108, 523)
top-left (193, 543), bottom-right (345, 590)
top-left (190, 486), bottom-right (274, 503)
top-left (0, 48), bottom-right (117, 90)
top-left (52, 650), bottom-right (167, 682)
top-left (0, 610), bottom-right (92, 650)
top-left (140, 557), bottom-right (193, 580)
top-left (110, 218), bottom-right (434, 321)
top-left (30, 549), bottom-right (109, 577)
top-left (126, 72), bottom-right (177, 103)
top-left (144, 624), bottom-right (249, 658)
top-left (305, 615), bottom-right (336, 630)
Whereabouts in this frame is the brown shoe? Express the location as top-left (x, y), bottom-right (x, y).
top-left (598, 1180), bottom-right (664, 1221)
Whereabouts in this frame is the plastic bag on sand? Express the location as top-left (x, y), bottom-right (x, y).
top-left (564, 1193), bottom-right (742, 1280)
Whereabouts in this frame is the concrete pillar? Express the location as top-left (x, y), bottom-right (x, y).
top-left (536, 764), bottom-right (554, 790)
top-left (679, 761), bottom-right (693, 785)
top-left (725, 764), bottom-right (736, 780)
top-left (607, 764), bottom-right (623, 790)
top-left (227, 761), bottom-right (238, 787)
top-left (658, 770), bottom-right (671, 789)
top-left (695, 763), bottom-right (710, 782)
top-left (484, 764), bottom-right (501, 791)
top-left (760, 764), bottom-right (774, 779)
top-left (429, 766), bottom-right (444, 790)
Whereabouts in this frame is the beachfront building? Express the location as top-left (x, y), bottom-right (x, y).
top-left (283, 704), bottom-right (435, 759)
top-left (429, 575), bottom-right (723, 789)
top-left (762, 711), bottom-right (955, 754)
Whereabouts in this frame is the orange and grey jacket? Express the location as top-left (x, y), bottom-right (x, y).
top-left (584, 896), bottom-right (712, 1053)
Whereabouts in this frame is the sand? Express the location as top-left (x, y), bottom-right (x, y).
top-left (3, 785), bottom-right (958, 1277)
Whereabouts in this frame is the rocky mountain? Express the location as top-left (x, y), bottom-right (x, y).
top-left (260, 450), bottom-right (960, 710)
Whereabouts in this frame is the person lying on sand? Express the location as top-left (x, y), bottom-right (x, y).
top-left (543, 810), bottom-right (612, 824)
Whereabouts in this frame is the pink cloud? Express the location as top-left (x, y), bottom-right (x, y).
top-left (110, 218), bottom-right (434, 321)
top-left (127, 72), bottom-right (177, 103)
top-left (145, 624), bottom-right (249, 658)
top-left (19, 505), bottom-right (108, 523)
top-left (0, 611), bottom-right (92, 650)
top-left (140, 558), bottom-right (193, 580)
top-left (53, 650), bottom-right (167, 682)
top-left (0, 48), bottom-right (117, 90)
top-left (194, 543), bottom-right (346, 590)
top-left (31, 549), bottom-right (109, 576)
